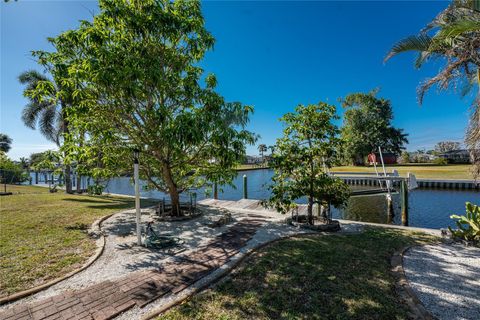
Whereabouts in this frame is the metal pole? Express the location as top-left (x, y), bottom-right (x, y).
top-left (243, 174), bottom-right (248, 199)
top-left (134, 160), bottom-right (142, 246)
top-left (378, 147), bottom-right (390, 192)
top-left (401, 180), bottom-right (409, 226)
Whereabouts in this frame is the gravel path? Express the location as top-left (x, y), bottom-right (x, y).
top-left (403, 243), bottom-right (480, 320)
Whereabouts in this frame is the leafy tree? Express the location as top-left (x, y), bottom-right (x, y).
top-left (0, 133), bottom-right (12, 153)
top-left (400, 151), bottom-right (411, 164)
top-left (30, 150), bottom-right (60, 173)
top-left (29, 152), bottom-right (47, 168)
top-left (435, 141), bottom-right (462, 153)
top-left (385, 0), bottom-right (479, 177)
top-left (258, 144), bottom-right (267, 163)
top-left (18, 70), bottom-right (73, 193)
top-left (0, 152), bottom-right (28, 184)
top-left (268, 103), bottom-right (350, 225)
top-left (340, 91), bottom-right (408, 165)
top-left (29, 0), bottom-right (256, 215)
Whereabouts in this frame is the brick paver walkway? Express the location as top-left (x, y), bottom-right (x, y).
top-left (0, 215), bottom-right (267, 320)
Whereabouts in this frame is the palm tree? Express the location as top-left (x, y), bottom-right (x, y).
top-left (0, 133), bottom-right (12, 153)
top-left (19, 157), bottom-right (29, 170)
top-left (258, 144), bottom-right (267, 164)
top-left (385, 0), bottom-right (480, 177)
top-left (18, 70), bottom-right (73, 193)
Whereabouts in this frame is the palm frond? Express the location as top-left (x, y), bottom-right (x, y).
top-left (21, 101), bottom-right (50, 129)
top-left (384, 34), bottom-right (433, 63)
top-left (414, 51), bottom-right (432, 69)
top-left (39, 106), bottom-right (60, 144)
top-left (18, 70), bottom-right (48, 85)
top-left (437, 19), bottom-right (480, 39)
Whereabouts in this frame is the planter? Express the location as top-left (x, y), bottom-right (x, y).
top-left (286, 215), bottom-right (341, 232)
top-left (156, 203), bottom-right (203, 222)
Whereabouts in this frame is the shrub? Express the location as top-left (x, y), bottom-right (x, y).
top-left (448, 202), bottom-right (480, 242)
top-left (433, 157), bottom-right (448, 165)
top-left (87, 184), bottom-right (104, 195)
top-left (0, 152), bottom-right (28, 184)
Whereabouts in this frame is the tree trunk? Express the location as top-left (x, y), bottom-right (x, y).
top-left (76, 174), bottom-right (81, 193)
top-left (162, 163), bottom-right (181, 216)
top-left (169, 188), bottom-right (181, 217)
top-left (307, 196), bottom-right (314, 225)
top-left (65, 165), bottom-right (73, 194)
top-left (61, 105), bottom-right (73, 194)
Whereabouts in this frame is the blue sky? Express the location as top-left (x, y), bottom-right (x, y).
top-left (1, 0), bottom-right (471, 160)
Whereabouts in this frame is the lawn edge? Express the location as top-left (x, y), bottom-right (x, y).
top-left (0, 212), bottom-right (116, 306)
top-left (391, 245), bottom-right (436, 320)
top-left (141, 231), bottom-right (323, 320)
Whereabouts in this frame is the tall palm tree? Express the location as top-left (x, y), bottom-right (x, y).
top-left (18, 70), bottom-right (73, 193)
top-left (385, 0), bottom-right (480, 178)
top-left (0, 133), bottom-right (12, 153)
top-left (258, 144), bottom-right (267, 164)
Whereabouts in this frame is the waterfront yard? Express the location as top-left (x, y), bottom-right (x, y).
top-left (159, 228), bottom-right (437, 320)
top-left (238, 164), bottom-right (472, 180)
top-left (0, 185), bottom-right (147, 297)
top-left (329, 164), bottom-right (471, 180)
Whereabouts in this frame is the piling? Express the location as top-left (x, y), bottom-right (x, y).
top-left (401, 180), bottom-right (409, 226)
top-left (213, 182), bottom-right (218, 200)
top-left (386, 194), bottom-right (394, 223)
top-left (243, 174), bottom-right (248, 199)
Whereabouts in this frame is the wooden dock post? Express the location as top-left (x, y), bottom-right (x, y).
top-left (243, 174), bottom-right (248, 199)
top-left (213, 182), bottom-right (218, 200)
top-left (386, 194), bottom-right (394, 223)
top-left (401, 180), bottom-right (409, 226)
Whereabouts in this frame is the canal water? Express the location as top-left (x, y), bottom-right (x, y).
top-left (30, 169), bottom-right (478, 229)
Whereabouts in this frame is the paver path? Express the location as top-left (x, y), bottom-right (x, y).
top-left (0, 215), bottom-right (267, 320)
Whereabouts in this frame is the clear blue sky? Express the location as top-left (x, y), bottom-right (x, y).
top-left (1, 1), bottom-right (470, 160)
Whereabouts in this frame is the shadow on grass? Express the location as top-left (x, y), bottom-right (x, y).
top-left (62, 196), bottom-right (157, 210)
top-left (159, 228), bottom-right (437, 320)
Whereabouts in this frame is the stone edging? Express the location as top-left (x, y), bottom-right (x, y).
top-left (0, 212), bottom-right (116, 306)
top-left (141, 231), bottom-right (321, 320)
top-left (391, 246), bottom-right (436, 320)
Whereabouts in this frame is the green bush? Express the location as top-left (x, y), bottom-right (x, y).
top-left (448, 202), bottom-right (480, 242)
top-left (0, 152), bottom-right (28, 184)
top-left (433, 157), bottom-right (448, 165)
top-left (87, 184), bottom-right (104, 195)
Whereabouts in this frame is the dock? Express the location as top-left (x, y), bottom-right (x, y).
top-left (331, 172), bottom-right (478, 190)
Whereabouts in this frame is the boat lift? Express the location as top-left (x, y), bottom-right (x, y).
top-left (329, 147), bottom-right (418, 226)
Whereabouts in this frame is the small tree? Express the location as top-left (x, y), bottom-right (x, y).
top-left (400, 151), bottom-right (410, 164)
top-left (268, 103), bottom-right (350, 225)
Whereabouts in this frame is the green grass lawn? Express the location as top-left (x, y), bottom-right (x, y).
top-left (0, 184), bottom-right (153, 297)
top-left (159, 228), bottom-right (436, 320)
top-left (332, 164), bottom-right (472, 180)
top-left (237, 163), bottom-right (471, 179)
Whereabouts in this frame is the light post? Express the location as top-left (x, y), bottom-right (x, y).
top-left (133, 148), bottom-right (142, 246)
